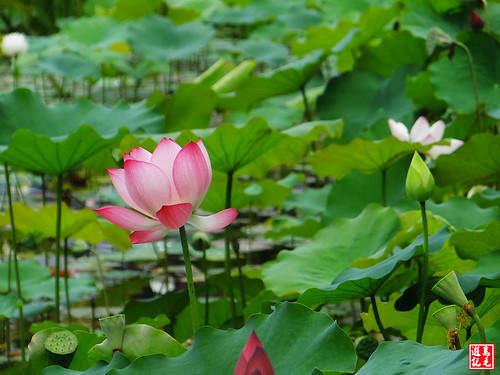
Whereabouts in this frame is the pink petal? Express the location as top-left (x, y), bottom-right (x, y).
top-left (123, 147), bottom-right (152, 162)
top-left (246, 346), bottom-right (275, 375)
top-left (388, 119), bottom-right (410, 142)
top-left (108, 169), bottom-right (151, 217)
top-left (172, 141), bottom-right (211, 208)
top-left (197, 138), bottom-right (212, 183)
top-left (156, 203), bottom-right (193, 230)
top-left (410, 117), bottom-right (431, 144)
top-left (150, 138), bottom-right (182, 202)
top-left (95, 206), bottom-right (160, 231)
top-left (188, 209), bottom-right (238, 232)
top-left (124, 160), bottom-right (171, 216)
top-left (130, 226), bottom-right (170, 244)
top-left (428, 139), bottom-right (464, 159)
top-left (428, 120), bottom-right (445, 143)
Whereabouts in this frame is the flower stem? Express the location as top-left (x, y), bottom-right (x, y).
top-left (4, 163), bottom-right (25, 362)
top-left (370, 294), bottom-right (390, 341)
top-left (64, 238), bottom-right (72, 323)
top-left (89, 247), bottom-right (110, 316)
top-left (300, 85), bottom-right (312, 122)
top-left (381, 168), bottom-right (387, 207)
top-left (416, 201), bottom-right (430, 343)
top-left (54, 174), bottom-right (63, 323)
top-left (483, 0), bottom-right (491, 33)
top-left (202, 245), bottom-right (209, 325)
top-left (455, 41), bottom-right (484, 132)
top-left (179, 225), bottom-right (199, 332)
top-left (225, 171), bottom-right (237, 327)
top-left (468, 308), bottom-right (489, 375)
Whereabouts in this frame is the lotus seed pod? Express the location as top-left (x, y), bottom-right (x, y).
top-left (190, 231), bottom-right (212, 251)
top-left (432, 305), bottom-right (458, 331)
top-left (355, 336), bottom-right (379, 361)
top-left (431, 271), bottom-right (468, 307)
top-left (44, 330), bottom-right (78, 367)
top-left (99, 314), bottom-right (126, 350)
top-left (405, 152), bottom-right (435, 202)
top-left (426, 27), bottom-right (454, 56)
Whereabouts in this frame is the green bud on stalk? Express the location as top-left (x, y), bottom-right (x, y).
top-left (406, 152), bottom-right (435, 202)
top-left (190, 231), bottom-right (212, 251)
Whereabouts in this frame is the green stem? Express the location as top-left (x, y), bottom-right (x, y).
top-left (152, 241), bottom-right (169, 292)
top-left (225, 171), bottom-right (237, 327)
top-left (381, 168), bottom-right (387, 207)
top-left (54, 174), bottom-right (63, 323)
top-left (455, 41), bottom-right (484, 132)
top-left (162, 237), bottom-right (169, 289)
top-left (233, 240), bottom-right (246, 309)
top-left (416, 201), bottom-right (430, 343)
top-left (64, 238), bottom-right (71, 323)
top-left (202, 245), bottom-right (209, 325)
top-left (483, 0), bottom-right (490, 33)
top-left (470, 309), bottom-right (489, 375)
top-left (4, 163), bottom-right (25, 362)
top-left (89, 247), bottom-right (110, 316)
top-left (300, 85), bottom-right (312, 122)
top-left (179, 226), bottom-right (199, 332)
top-left (370, 294), bottom-right (390, 341)
top-left (12, 56), bottom-right (18, 89)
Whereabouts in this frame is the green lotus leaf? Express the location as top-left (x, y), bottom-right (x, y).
top-left (281, 185), bottom-right (331, 218)
top-left (449, 221), bottom-right (500, 260)
top-left (0, 89), bottom-right (163, 175)
top-left (262, 204), bottom-right (401, 297)
top-left (316, 66), bottom-right (418, 139)
top-left (0, 293), bottom-right (17, 319)
top-left (429, 32), bottom-right (500, 118)
top-left (44, 351), bottom-right (131, 375)
top-left (217, 49), bottom-right (325, 111)
top-left (203, 117), bottom-right (285, 173)
top-left (405, 71), bottom-right (447, 112)
top-left (265, 216), bottom-right (321, 241)
top-left (400, 0), bottom-right (468, 39)
top-left (127, 15), bottom-right (214, 63)
top-left (37, 52), bottom-right (101, 80)
top-left (237, 39), bottom-right (289, 67)
top-left (309, 137), bottom-right (425, 179)
top-left (316, 0), bottom-right (395, 24)
top-left (298, 227), bottom-right (450, 307)
top-left (225, 101), bottom-right (303, 130)
top-left (432, 133), bottom-right (500, 187)
top-left (111, 0), bottom-right (163, 21)
top-left (59, 16), bottom-right (126, 50)
top-left (88, 324), bottom-right (186, 364)
top-left (81, 303), bottom-right (356, 375)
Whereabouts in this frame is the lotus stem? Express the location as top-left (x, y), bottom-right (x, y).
top-left (152, 241), bottom-right (169, 292)
top-left (54, 174), bottom-right (63, 323)
top-left (381, 168), bottom-right (387, 207)
top-left (4, 163), bottom-right (25, 362)
top-left (300, 85), bottom-right (312, 122)
top-left (64, 238), bottom-right (72, 323)
top-left (416, 201), bottom-right (430, 343)
top-left (12, 56), bottom-right (18, 89)
top-left (89, 247), bottom-right (110, 316)
top-left (370, 294), bottom-right (390, 341)
top-left (225, 171), bottom-right (237, 327)
top-left (483, 1), bottom-right (490, 33)
top-left (454, 41), bottom-right (484, 132)
top-left (179, 225), bottom-right (199, 332)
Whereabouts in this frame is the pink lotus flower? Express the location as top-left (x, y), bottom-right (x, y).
top-left (95, 138), bottom-right (238, 244)
top-left (388, 117), bottom-right (464, 159)
top-left (234, 331), bottom-right (275, 375)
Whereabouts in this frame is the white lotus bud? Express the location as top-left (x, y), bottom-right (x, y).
top-left (2, 32), bottom-right (28, 57)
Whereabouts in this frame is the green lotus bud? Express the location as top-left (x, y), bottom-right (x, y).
top-left (405, 152), bottom-right (435, 202)
top-left (432, 305), bottom-right (457, 330)
top-left (190, 231), bottom-right (212, 251)
top-left (99, 314), bottom-right (126, 350)
top-left (431, 271), bottom-right (468, 307)
top-left (427, 27), bottom-right (454, 56)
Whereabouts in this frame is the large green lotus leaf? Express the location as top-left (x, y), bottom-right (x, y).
top-left (127, 15), bottom-right (214, 62)
top-left (427, 196), bottom-right (500, 230)
top-left (203, 117), bottom-right (285, 173)
top-left (73, 221), bottom-right (132, 252)
top-left (470, 188), bottom-right (500, 209)
top-left (316, 66), bottom-right (418, 139)
top-left (111, 0), bottom-right (163, 21)
top-left (276, 4), bottom-right (322, 32)
top-left (356, 340), bottom-right (468, 375)
top-left (429, 32), bottom-right (500, 118)
top-left (44, 352), bottom-right (131, 375)
top-left (298, 227), bottom-right (450, 307)
top-left (456, 251), bottom-right (500, 290)
top-left (0, 292), bottom-right (17, 318)
top-left (59, 16), bottom-right (126, 49)
top-left (244, 179), bottom-right (292, 209)
top-left (281, 185), bottom-right (331, 218)
top-left (240, 119), bottom-right (343, 178)
top-left (449, 221), bottom-right (500, 260)
top-left (0, 89), bottom-right (163, 174)
top-left (2, 202), bottom-right (97, 242)
top-left (354, 31), bottom-right (427, 78)
top-left (405, 71), bottom-right (448, 112)
top-left (147, 83), bottom-right (216, 131)
top-left (94, 303), bottom-right (356, 375)
top-left (309, 137), bottom-right (425, 179)
top-left (321, 157), bottom-right (409, 225)
top-left (316, 0), bottom-right (395, 24)
top-left (217, 49), bottom-right (325, 111)
top-left (237, 39), bottom-right (289, 67)
top-left (262, 204), bottom-right (401, 297)
top-left (210, 0), bottom-right (293, 25)
top-left (432, 133), bottom-right (500, 187)
top-left (400, 0), bottom-right (469, 39)
top-left (265, 216), bottom-right (321, 241)
top-left (88, 325), bottom-right (186, 364)
top-left (199, 170), bottom-right (251, 212)
top-left (37, 52), bottom-right (101, 80)
top-left (225, 101), bottom-right (303, 130)
top-left (291, 22), bottom-right (354, 57)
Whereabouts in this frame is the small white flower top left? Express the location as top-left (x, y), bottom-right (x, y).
top-left (1, 32), bottom-right (28, 57)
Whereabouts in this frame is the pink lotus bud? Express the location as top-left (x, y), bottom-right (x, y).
top-left (234, 331), bottom-right (275, 375)
top-left (469, 10), bottom-right (484, 30)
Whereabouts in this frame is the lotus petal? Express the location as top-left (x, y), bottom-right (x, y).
top-left (189, 208), bottom-right (238, 231)
top-left (94, 206), bottom-right (160, 231)
top-left (108, 168), bottom-right (151, 217)
top-left (124, 147), bottom-right (152, 162)
top-left (388, 119), bottom-right (410, 142)
top-left (130, 226), bottom-right (170, 244)
top-left (156, 203), bottom-right (194, 230)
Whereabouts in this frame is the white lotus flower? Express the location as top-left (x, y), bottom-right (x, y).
top-left (1, 32), bottom-right (28, 57)
top-left (388, 117), bottom-right (464, 159)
